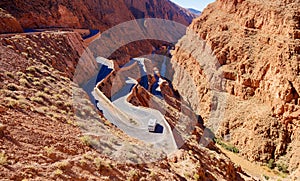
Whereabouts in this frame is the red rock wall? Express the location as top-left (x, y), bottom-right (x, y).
top-left (0, 8), bottom-right (23, 33)
top-left (171, 0), bottom-right (300, 172)
top-left (0, 0), bottom-right (194, 30)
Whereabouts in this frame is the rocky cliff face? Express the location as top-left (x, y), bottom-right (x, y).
top-left (124, 0), bottom-right (196, 24)
top-left (0, 8), bottom-right (23, 34)
top-left (171, 0), bottom-right (300, 174)
top-left (0, 0), bottom-right (195, 67)
top-left (0, 0), bottom-right (194, 31)
top-left (0, 0), bottom-right (132, 30)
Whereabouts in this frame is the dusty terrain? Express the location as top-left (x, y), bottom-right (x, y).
top-left (0, 9), bottom-right (250, 181)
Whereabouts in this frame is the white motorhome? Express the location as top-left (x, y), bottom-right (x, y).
top-left (148, 119), bottom-right (157, 132)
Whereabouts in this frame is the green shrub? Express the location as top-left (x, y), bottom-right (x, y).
top-left (0, 152), bottom-right (7, 165)
top-left (193, 173), bottom-right (200, 180)
top-left (44, 146), bottom-right (55, 156)
top-left (53, 169), bottom-right (63, 176)
top-left (44, 87), bottom-right (51, 94)
top-left (267, 159), bottom-right (275, 169)
top-left (263, 175), bottom-right (270, 180)
top-left (213, 137), bottom-right (239, 153)
top-left (277, 162), bottom-right (288, 173)
top-left (79, 135), bottom-right (98, 147)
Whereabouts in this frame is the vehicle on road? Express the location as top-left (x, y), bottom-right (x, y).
top-left (148, 119), bottom-right (157, 132)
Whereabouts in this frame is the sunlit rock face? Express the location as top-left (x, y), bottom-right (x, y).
top-left (171, 0), bottom-right (300, 173)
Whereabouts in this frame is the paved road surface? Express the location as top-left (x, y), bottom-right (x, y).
top-left (93, 58), bottom-right (178, 154)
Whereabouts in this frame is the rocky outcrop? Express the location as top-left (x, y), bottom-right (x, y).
top-left (124, 0), bottom-right (196, 25)
top-left (127, 82), bottom-right (246, 180)
top-left (0, 0), bottom-right (196, 67)
top-left (171, 0), bottom-right (300, 174)
top-left (0, 0), bottom-right (131, 30)
top-left (0, 8), bottom-right (23, 34)
top-left (0, 0), bottom-right (194, 31)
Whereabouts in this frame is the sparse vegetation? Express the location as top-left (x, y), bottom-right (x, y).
top-left (128, 169), bottom-right (139, 180)
top-left (193, 173), bottom-right (200, 180)
top-left (26, 66), bottom-right (37, 73)
top-left (30, 97), bottom-right (44, 104)
top-left (55, 101), bottom-right (64, 107)
top-left (45, 76), bottom-right (56, 82)
top-left (32, 81), bottom-right (42, 86)
top-left (149, 170), bottom-right (156, 178)
top-left (19, 78), bottom-right (30, 87)
top-left (40, 79), bottom-right (49, 86)
top-left (267, 159), bottom-right (275, 169)
top-left (79, 135), bottom-right (98, 147)
top-left (53, 169), bottom-right (63, 176)
top-left (44, 87), bottom-right (50, 94)
top-left (276, 162), bottom-right (288, 173)
top-left (0, 152), bottom-right (8, 165)
top-left (214, 137), bottom-right (239, 153)
top-left (94, 157), bottom-right (102, 170)
top-left (54, 161), bottom-right (70, 170)
top-left (266, 159), bottom-right (289, 174)
top-left (79, 158), bottom-right (87, 166)
top-left (4, 97), bottom-right (18, 108)
top-left (18, 99), bottom-right (32, 109)
top-left (44, 146), bottom-right (55, 156)
top-left (184, 172), bottom-right (191, 179)
top-left (263, 175), bottom-right (270, 180)
top-left (4, 71), bottom-right (14, 79)
top-left (83, 153), bottom-right (94, 161)
top-left (36, 91), bottom-right (50, 101)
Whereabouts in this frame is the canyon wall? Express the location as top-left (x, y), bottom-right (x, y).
top-left (0, 0), bottom-right (195, 67)
top-left (0, 0), bottom-right (194, 31)
top-left (0, 8), bottom-right (23, 34)
top-left (171, 0), bottom-right (300, 173)
top-left (124, 0), bottom-right (196, 24)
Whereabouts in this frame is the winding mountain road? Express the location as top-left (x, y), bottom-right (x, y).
top-left (93, 58), bottom-right (177, 154)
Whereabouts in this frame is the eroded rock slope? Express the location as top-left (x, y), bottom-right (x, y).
top-left (171, 0), bottom-right (300, 174)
